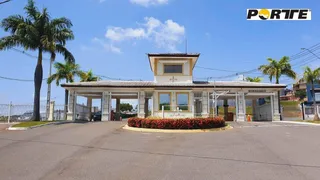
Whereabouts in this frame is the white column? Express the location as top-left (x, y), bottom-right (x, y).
top-left (48, 101), bottom-right (55, 121)
top-left (272, 92), bottom-right (281, 121)
top-left (87, 97), bottom-right (93, 121)
top-left (151, 92), bottom-right (154, 117)
top-left (67, 90), bottom-right (76, 121)
top-left (102, 91), bottom-right (111, 121)
top-left (252, 99), bottom-right (257, 121)
top-left (202, 91), bottom-right (209, 117)
top-left (190, 92), bottom-right (194, 117)
top-left (236, 92), bottom-right (246, 121)
top-left (138, 91), bottom-right (146, 118)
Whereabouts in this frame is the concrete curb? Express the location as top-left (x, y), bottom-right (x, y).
top-left (276, 121), bottom-right (320, 126)
top-left (7, 121), bottom-right (69, 131)
top-left (122, 124), bottom-right (233, 133)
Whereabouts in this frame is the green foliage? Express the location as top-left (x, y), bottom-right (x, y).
top-left (0, 0), bottom-right (74, 120)
top-left (280, 101), bottom-right (300, 106)
top-left (259, 56), bottom-right (296, 83)
top-left (301, 66), bottom-right (320, 120)
top-left (245, 77), bottom-right (262, 82)
top-left (80, 69), bottom-right (100, 82)
top-left (302, 66), bottom-right (320, 84)
top-left (120, 103), bottom-right (133, 112)
top-left (159, 103), bottom-right (170, 110)
top-left (294, 90), bottom-right (306, 101)
top-left (12, 121), bottom-right (51, 127)
top-left (47, 61), bottom-right (82, 85)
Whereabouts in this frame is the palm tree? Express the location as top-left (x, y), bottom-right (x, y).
top-left (302, 66), bottom-right (320, 120)
top-left (47, 62), bottom-right (82, 120)
top-left (44, 17), bottom-right (75, 118)
top-left (0, 0), bottom-right (74, 120)
top-left (245, 77), bottom-right (262, 82)
top-left (80, 70), bottom-right (100, 82)
top-left (259, 56), bottom-right (296, 120)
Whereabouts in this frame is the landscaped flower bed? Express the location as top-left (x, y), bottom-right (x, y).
top-left (127, 117), bottom-right (225, 129)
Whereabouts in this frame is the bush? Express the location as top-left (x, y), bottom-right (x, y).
top-left (127, 117), bottom-right (225, 129)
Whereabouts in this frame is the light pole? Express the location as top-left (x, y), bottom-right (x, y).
top-left (301, 48), bottom-right (320, 60)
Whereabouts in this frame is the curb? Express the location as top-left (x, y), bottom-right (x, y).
top-left (7, 121), bottom-right (69, 131)
top-left (122, 124), bottom-right (233, 133)
top-left (275, 121), bottom-right (320, 126)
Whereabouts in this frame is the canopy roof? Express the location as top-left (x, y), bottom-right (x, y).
top-left (62, 80), bottom-right (286, 89)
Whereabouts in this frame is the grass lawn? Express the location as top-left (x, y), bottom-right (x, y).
top-left (296, 120), bottom-right (320, 124)
top-left (12, 121), bottom-right (53, 128)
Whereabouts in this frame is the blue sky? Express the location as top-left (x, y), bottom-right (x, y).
top-left (0, 0), bottom-right (319, 106)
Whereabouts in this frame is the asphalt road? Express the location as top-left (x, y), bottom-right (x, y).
top-left (0, 121), bottom-right (319, 180)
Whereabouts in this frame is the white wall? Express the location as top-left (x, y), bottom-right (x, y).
top-left (155, 59), bottom-right (193, 83)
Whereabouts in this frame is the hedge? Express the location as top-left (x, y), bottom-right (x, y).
top-left (127, 117), bottom-right (225, 129)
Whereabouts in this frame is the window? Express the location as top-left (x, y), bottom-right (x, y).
top-left (315, 92), bottom-right (320, 101)
top-left (164, 64), bottom-right (183, 74)
top-left (159, 93), bottom-right (171, 110)
top-left (176, 93), bottom-right (189, 111)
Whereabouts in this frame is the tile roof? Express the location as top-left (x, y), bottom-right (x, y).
top-left (61, 80), bottom-right (286, 88)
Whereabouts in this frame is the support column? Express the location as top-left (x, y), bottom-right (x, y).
top-left (67, 91), bottom-right (76, 121)
top-left (190, 92), bottom-right (194, 117)
top-left (202, 91), bottom-right (209, 117)
top-left (138, 91), bottom-right (146, 118)
top-left (87, 97), bottom-right (92, 121)
top-left (48, 101), bottom-right (55, 121)
top-left (236, 92), bottom-right (246, 121)
top-left (102, 91), bottom-right (111, 121)
top-left (223, 99), bottom-right (229, 121)
top-left (252, 99), bottom-right (257, 121)
top-left (144, 98), bottom-right (149, 118)
top-left (116, 98), bottom-right (120, 113)
top-left (272, 92), bottom-right (281, 121)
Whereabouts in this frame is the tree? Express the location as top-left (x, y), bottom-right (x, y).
top-left (294, 90), bottom-right (306, 101)
top-left (259, 56), bottom-right (296, 119)
top-left (80, 70), bottom-right (100, 82)
top-left (245, 77), bottom-right (262, 82)
top-left (301, 66), bottom-right (320, 120)
top-left (0, 0), bottom-right (74, 120)
top-left (47, 62), bottom-right (82, 120)
top-left (44, 16), bottom-right (75, 118)
top-left (120, 103), bottom-right (133, 112)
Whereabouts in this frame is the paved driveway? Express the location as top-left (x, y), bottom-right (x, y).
top-left (0, 121), bottom-right (319, 180)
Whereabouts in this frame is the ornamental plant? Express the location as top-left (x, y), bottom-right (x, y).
top-left (128, 117), bottom-right (225, 129)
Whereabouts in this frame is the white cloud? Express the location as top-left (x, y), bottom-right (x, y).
top-left (103, 17), bottom-right (185, 52)
top-left (92, 37), bottom-right (122, 54)
top-left (105, 27), bottom-right (146, 41)
top-left (130, 0), bottom-right (169, 7)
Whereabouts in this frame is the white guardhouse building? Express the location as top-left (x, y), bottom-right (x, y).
top-left (61, 53), bottom-right (286, 122)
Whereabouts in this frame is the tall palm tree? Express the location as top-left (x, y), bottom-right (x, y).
top-left (80, 70), bottom-right (100, 82)
top-left (245, 77), bottom-right (262, 82)
top-left (0, 0), bottom-right (74, 120)
top-left (47, 62), bottom-right (82, 120)
top-left (302, 66), bottom-right (320, 120)
top-left (43, 17), bottom-right (75, 118)
top-left (259, 56), bottom-right (296, 120)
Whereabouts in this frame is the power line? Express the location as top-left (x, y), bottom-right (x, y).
top-left (11, 48), bottom-right (51, 61)
top-left (0, 75), bottom-right (48, 82)
top-left (0, 0), bottom-right (11, 5)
